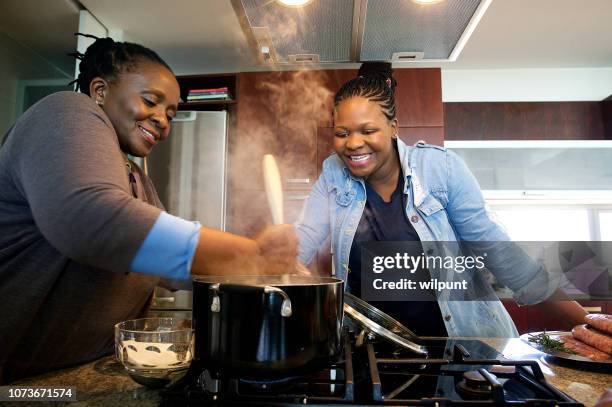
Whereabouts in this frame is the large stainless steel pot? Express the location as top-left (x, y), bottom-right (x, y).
top-left (192, 275), bottom-right (344, 378)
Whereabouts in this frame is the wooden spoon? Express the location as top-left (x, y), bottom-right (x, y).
top-left (262, 154), bottom-right (311, 276)
top-left (263, 154), bottom-right (284, 225)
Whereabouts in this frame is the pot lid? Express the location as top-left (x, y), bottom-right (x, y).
top-left (193, 275), bottom-right (343, 286)
top-left (343, 293), bottom-right (427, 355)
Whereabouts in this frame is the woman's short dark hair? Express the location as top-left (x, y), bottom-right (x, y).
top-left (68, 34), bottom-right (173, 96)
top-left (334, 61), bottom-right (397, 121)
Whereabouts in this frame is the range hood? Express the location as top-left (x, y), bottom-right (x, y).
top-left (232, 0), bottom-right (492, 65)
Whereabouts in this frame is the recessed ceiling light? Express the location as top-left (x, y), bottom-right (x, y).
top-left (277, 0), bottom-right (313, 7)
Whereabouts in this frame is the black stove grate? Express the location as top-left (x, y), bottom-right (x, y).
top-left (368, 342), bottom-right (583, 406)
top-left (160, 335), bottom-right (584, 406)
top-left (160, 332), bottom-right (354, 406)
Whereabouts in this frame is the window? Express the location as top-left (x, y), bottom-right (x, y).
top-left (488, 205), bottom-right (612, 241)
top-left (599, 211), bottom-right (612, 241)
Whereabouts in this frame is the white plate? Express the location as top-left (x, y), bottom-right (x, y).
top-left (520, 331), bottom-right (612, 366)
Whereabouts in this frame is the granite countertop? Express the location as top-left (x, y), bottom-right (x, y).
top-left (8, 356), bottom-right (160, 407)
top-left (8, 338), bottom-right (611, 406)
top-left (480, 338), bottom-right (611, 407)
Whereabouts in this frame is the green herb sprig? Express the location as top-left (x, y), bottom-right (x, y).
top-left (527, 331), bottom-right (576, 355)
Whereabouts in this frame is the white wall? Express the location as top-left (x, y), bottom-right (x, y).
top-left (73, 11), bottom-right (125, 82)
top-left (442, 68), bottom-right (612, 102)
top-left (75, 10), bottom-right (109, 80)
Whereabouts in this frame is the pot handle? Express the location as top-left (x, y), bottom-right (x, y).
top-left (264, 286), bottom-right (292, 317)
top-left (210, 283), bottom-right (221, 312)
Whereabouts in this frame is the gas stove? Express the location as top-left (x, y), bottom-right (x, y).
top-left (160, 330), bottom-right (583, 406)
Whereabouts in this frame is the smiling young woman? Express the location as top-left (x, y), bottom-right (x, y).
top-left (333, 96), bottom-right (400, 201)
top-left (295, 62), bottom-right (586, 339)
top-left (0, 35), bottom-right (299, 383)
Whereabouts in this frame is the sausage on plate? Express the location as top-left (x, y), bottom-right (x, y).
top-left (559, 336), bottom-right (612, 361)
top-left (585, 313), bottom-right (612, 335)
top-left (572, 324), bottom-right (612, 355)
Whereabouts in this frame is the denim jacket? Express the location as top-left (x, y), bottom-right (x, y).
top-left (296, 139), bottom-right (556, 338)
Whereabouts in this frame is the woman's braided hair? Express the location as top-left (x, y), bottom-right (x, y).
top-left (68, 33), bottom-right (172, 96)
top-left (333, 61), bottom-right (397, 121)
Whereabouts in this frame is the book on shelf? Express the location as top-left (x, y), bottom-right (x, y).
top-left (186, 94), bottom-right (230, 101)
top-left (188, 91), bottom-right (228, 95)
top-left (184, 86), bottom-right (232, 102)
top-left (187, 87), bottom-right (228, 93)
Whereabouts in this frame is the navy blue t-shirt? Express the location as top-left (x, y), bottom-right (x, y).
top-left (348, 172), bottom-right (447, 337)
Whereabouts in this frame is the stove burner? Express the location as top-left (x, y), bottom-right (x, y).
top-left (237, 375), bottom-right (299, 393)
top-left (456, 370), bottom-right (497, 398)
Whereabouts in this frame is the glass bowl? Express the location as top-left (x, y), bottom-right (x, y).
top-left (114, 318), bottom-right (193, 387)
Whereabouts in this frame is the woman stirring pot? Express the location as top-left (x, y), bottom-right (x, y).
top-left (0, 35), bottom-right (299, 383)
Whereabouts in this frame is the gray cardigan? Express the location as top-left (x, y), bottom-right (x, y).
top-left (0, 92), bottom-right (163, 383)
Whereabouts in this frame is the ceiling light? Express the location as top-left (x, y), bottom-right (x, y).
top-left (411, 0), bottom-right (444, 4)
top-left (277, 0), bottom-right (313, 7)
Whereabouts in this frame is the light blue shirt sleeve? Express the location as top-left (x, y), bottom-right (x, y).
top-left (130, 211), bottom-right (201, 280)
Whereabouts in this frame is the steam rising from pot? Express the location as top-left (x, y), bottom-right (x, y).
top-left (227, 69), bottom-right (335, 236)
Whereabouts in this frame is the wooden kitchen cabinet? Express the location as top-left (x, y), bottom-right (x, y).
top-left (315, 69), bottom-right (357, 127)
top-left (315, 68), bottom-right (444, 131)
top-left (272, 70), bottom-right (320, 191)
top-left (226, 71), bottom-right (321, 239)
top-left (444, 101), bottom-right (605, 140)
top-left (227, 69), bottom-right (358, 236)
top-left (229, 71), bottom-right (339, 191)
top-left (316, 127), bottom-right (335, 176)
top-left (603, 95), bottom-right (612, 140)
top-left (501, 300), bottom-right (529, 334)
top-left (227, 72), bottom-right (281, 191)
top-left (397, 126), bottom-right (444, 147)
top-left (394, 68), bottom-right (444, 128)
top-left (225, 188), bottom-right (310, 237)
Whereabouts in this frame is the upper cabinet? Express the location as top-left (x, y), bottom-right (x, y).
top-left (395, 68), bottom-right (444, 147)
top-left (445, 102), bottom-right (605, 141)
top-left (229, 70), bottom-right (328, 191)
top-left (445, 140), bottom-right (612, 201)
top-left (395, 69), bottom-right (443, 128)
top-left (441, 69), bottom-right (612, 142)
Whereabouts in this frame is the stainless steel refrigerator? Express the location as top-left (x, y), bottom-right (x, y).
top-left (146, 110), bottom-right (228, 311)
